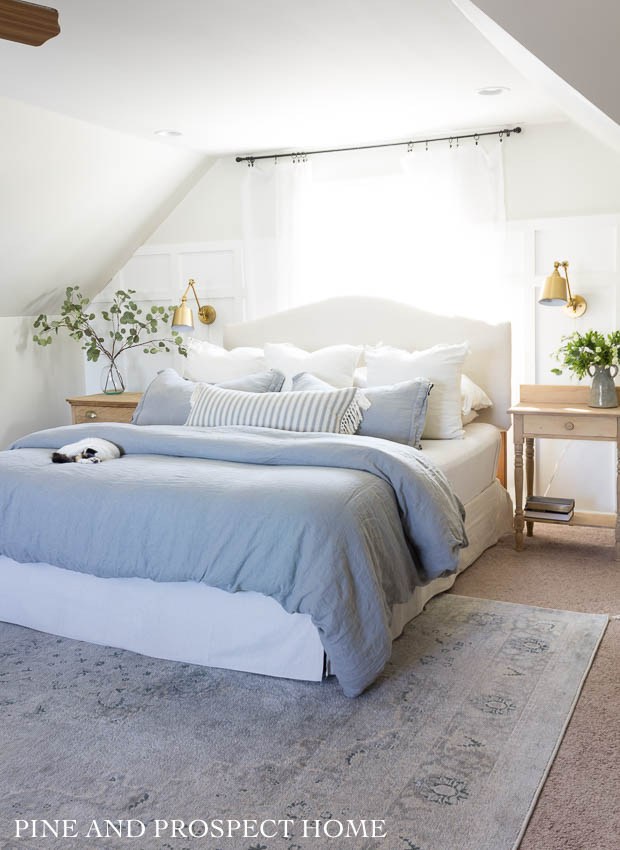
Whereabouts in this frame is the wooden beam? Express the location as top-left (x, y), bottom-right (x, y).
top-left (0, 0), bottom-right (60, 47)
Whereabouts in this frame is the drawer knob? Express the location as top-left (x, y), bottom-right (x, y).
top-left (85, 410), bottom-right (98, 420)
top-left (564, 421), bottom-right (575, 431)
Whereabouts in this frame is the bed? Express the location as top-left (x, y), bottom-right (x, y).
top-left (0, 297), bottom-right (513, 695)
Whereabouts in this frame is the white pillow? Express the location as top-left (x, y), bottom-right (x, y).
top-left (264, 343), bottom-right (363, 390)
top-left (365, 342), bottom-right (470, 439)
top-left (462, 410), bottom-right (479, 425)
top-left (461, 374), bottom-right (492, 415)
top-left (353, 366), bottom-right (368, 387)
top-left (183, 339), bottom-right (265, 383)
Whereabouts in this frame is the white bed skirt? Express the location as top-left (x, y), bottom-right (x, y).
top-left (0, 480), bottom-right (512, 684)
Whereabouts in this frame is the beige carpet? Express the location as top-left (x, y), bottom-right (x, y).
top-left (452, 524), bottom-right (620, 850)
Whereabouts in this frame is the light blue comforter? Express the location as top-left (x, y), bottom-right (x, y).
top-left (2, 424), bottom-right (467, 696)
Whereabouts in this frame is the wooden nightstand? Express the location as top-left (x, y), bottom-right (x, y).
top-left (66, 393), bottom-right (142, 425)
top-left (509, 384), bottom-right (620, 560)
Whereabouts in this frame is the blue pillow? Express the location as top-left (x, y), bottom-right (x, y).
top-left (132, 368), bottom-right (285, 426)
top-left (291, 372), bottom-right (432, 449)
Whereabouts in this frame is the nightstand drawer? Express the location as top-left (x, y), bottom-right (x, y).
top-left (71, 404), bottom-right (136, 425)
top-left (522, 413), bottom-right (617, 439)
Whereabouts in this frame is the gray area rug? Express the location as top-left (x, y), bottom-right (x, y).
top-left (0, 594), bottom-right (606, 850)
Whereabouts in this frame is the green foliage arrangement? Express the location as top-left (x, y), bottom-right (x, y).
top-left (551, 329), bottom-right (620, 379)
top-left (33, 286), bottom-right (188, 365)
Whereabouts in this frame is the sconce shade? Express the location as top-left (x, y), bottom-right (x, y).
top-left (171, 301), bottom-right (194, 332)
top-left (171, 279), bottom-right (216, 332)
top-left (539, 267), bottom-right (569, 305)
top-left (538, 260), bottom-right (587, 318)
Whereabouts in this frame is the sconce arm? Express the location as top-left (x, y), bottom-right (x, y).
top-left (180, 279), bottom-right (216, 325)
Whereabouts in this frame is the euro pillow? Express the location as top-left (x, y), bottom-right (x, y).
top-left (291, 372), bottom-right (432, 449)
top-left (365, 342), bottom-right (469, 440)
top-left (461, 374), bottom-right (492, 416)
top-left (461, 410), bottom-right (479, 425)
top-left (186, 383), bottom-right (369, 434)
top-left (264, 343), bottom-right (362, 390)
top-left (131, 368), bottom-right (285, 426)
top-left (183, 338), bottom-right (265, 383)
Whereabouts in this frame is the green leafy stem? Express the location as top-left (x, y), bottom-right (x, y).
top-left (33, 286), bottom-right (188, 363)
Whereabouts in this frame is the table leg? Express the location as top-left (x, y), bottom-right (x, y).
top-left (514, 418), bottom-right (524, 551)
top-left (525, 437), bottom-right (534, 537)
top-left (616, 433), bottom-right (620, 561)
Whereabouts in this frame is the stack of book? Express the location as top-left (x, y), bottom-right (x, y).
top-left (524, 496), bottom-right (575, 522)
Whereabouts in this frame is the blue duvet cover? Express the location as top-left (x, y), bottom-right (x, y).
top-left (1, 423), bottom-right (467, 696)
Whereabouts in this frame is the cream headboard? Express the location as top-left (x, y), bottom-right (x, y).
top-left (224, 297), bottom-right (511, 430)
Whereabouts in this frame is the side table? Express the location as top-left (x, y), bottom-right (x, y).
top-left (66, 393), bottom-right (142, 425)
top-left (509, 384), bottom-right (620, 561)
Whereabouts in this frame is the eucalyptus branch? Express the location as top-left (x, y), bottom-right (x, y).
top-left (119, 337), bottom-right (179, 353)
top-left (33, 285), bottom-right (188, 366)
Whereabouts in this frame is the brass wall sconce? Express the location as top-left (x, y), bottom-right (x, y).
top-left (538, 261), bottom-right (587, 318)
top-left (171, 279), bottom-right (216, 331)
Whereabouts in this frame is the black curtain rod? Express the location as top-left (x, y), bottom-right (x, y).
top-left (235, 126), bottom-right (522, 165)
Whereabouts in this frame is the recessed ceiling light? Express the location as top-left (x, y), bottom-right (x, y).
top-left (477, 86), bottom-right (510, 96)
top-left (154, 129), bottom-right (183, 137)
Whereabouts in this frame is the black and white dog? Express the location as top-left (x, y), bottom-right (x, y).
top-left (52, 438), bottom-right (123, 464)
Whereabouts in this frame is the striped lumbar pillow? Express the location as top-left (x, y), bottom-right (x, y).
top-left (185, 383), bottom-right (370, 434)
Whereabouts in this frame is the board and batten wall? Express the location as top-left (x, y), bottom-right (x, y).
top-left (505, 214), bottom-right (620, 511)
top-left (86, 241), bottom-right (245, 394)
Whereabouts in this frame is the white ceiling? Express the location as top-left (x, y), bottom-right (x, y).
top-left (0, 0), bottom-right (565, 155)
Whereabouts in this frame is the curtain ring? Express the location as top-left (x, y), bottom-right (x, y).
top-left (425, 140), bottom-right (429, 152)
top-left (449, 137), bottom-right (453, 149)
top-left (474, 134), bottom-right (479, 146)
top-left (407, 142), bottom-right (413, 153)
top-left (499, 131), bottom-right (504, 143)
top-left (248, 158), bottom-right (255, 168)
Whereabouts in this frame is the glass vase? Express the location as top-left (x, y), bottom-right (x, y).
top-left (100, 360), bottom-right (125, 395)
top-left (587, 364), bottom-right (618, 408)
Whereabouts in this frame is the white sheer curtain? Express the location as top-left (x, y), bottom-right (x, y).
top-left (241, 140), bottom-right (507, 321)
top-left (242, 157), bottom-right (312, 319)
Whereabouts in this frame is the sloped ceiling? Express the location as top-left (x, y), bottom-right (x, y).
top-left (455, 0), bottom-right (620, 153)
top-left (0, 0), bottom-right (567, 318)
top-left (1, 0), bottom-right (563, 154)
top-left (0, 96), bottom-right (211, 317)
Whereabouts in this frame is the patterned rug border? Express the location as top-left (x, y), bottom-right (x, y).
top-left (457, 598), bottom-right (609, 850)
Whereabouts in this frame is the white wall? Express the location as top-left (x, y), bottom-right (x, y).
top-left (0, 317), bottom-right (83, 449)
top-left (148, 158), bottom-right (244, 245)
top-left (504, 122), bottom-right (620, 220)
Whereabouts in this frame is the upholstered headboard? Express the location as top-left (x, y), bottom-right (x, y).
top-left (224, 297), bottom-right (511, 430)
